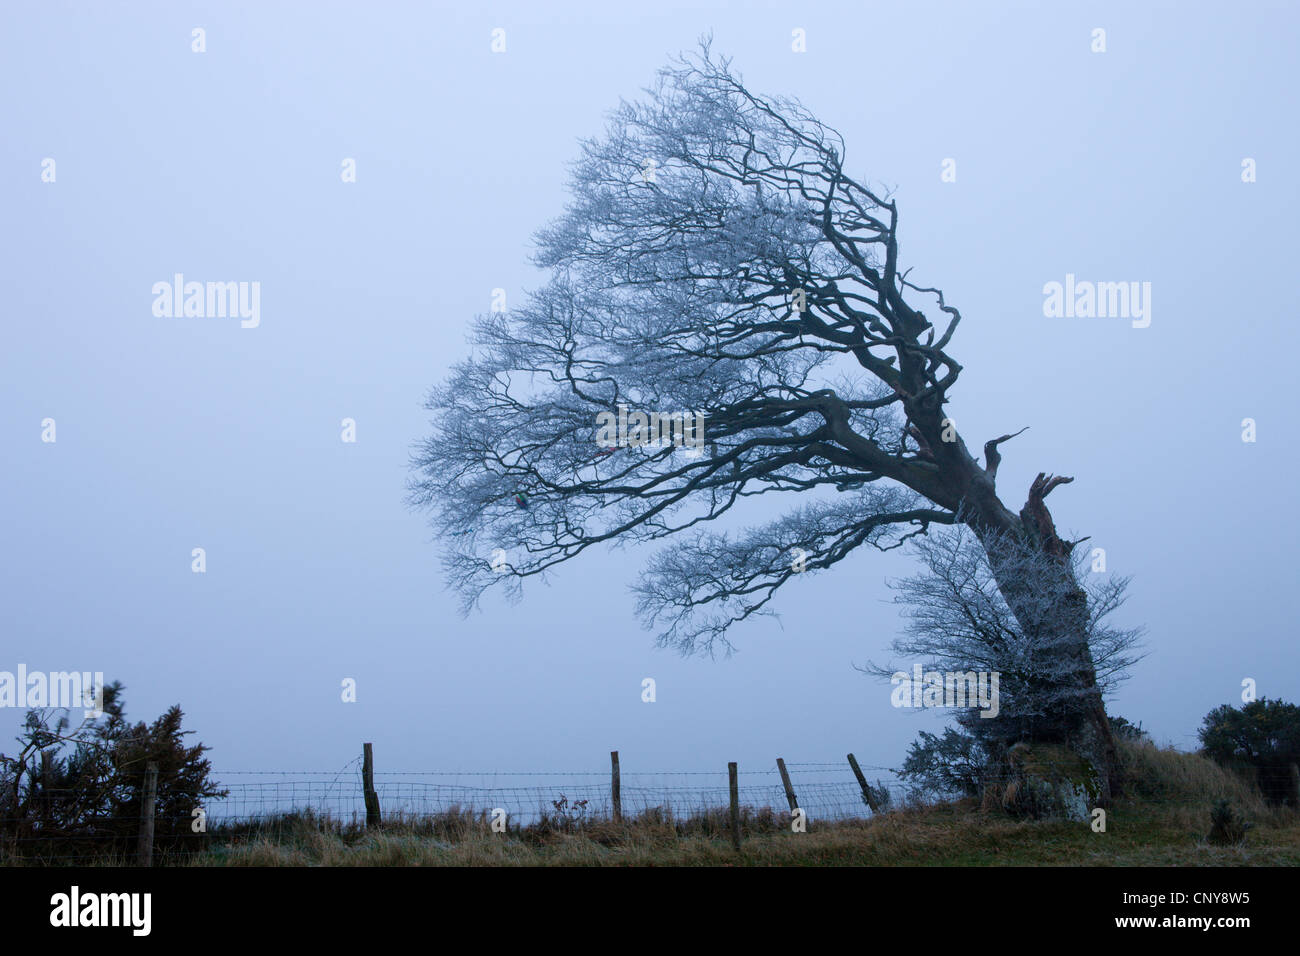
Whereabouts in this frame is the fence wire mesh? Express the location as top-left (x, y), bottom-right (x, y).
top-left (205, 761), bottom-right (900, 828)
top-left (5, 759), bottom-right (1296, 865)
top-left (1, 759), bottom-right (902, 863)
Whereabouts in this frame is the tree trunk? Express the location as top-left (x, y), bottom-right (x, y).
top-left (963, 472), bottom-right (1120, 804)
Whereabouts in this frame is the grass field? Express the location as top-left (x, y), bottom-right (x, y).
top-left (191, 741), bottom-right (1300, 867)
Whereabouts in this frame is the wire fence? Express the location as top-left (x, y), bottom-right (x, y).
top-left (204, 760), bottom-right (901, 829)
top-left (5, 754), bottom-right (1297, 865)
top-left (0, 756), bottom-right (901, 864)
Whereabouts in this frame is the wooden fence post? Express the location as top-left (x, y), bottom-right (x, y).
top-left (136, 762), bottom-right (158, 867)
top-left (728, 762), bottom-right (741, 851)
top-left (362, 742), bottom-right (381, 828)
top-left (610, 751), bottom-right (622, 823)
top-left (776, 757), bottom-right (799, 814)
top-left (847, 753), bottom-right (882, 813)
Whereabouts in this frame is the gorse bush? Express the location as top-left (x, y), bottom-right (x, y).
top-left (0, 681), bottom-right (226, 862)
top-left (1198, 697), bottom-right (1300, 807)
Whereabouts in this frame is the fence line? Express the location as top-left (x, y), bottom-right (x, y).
top-left (9, 743), bottom-right (1293, 865)
top-left (201, 760), bottom-right (900, 829)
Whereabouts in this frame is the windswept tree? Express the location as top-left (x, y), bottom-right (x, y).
top-left (410, 44), bottom-right (1127, 798)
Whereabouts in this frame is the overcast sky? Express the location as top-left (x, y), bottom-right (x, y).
top-left (2, 0), bottom-right (1297, 785)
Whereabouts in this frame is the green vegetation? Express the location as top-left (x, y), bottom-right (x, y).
top-left (0, 682), bottom-right (227, 864)
top-left (1198, 697), bottom-right (1300, 806)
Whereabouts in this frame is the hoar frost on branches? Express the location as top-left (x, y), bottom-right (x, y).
top-left (410, 41), bottom-right (1138, 800)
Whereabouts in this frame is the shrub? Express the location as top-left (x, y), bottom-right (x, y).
top-left (1110, 716), bottom-right (1150, 742)
top-left (898, 727), bottom-right (989, 799)
top-left (1198, 698), bottom-right (1300, 806)
top-left (0, 681), bottom-right (227, 862)
top-left (1207, 799), bottom-right (1251, 846)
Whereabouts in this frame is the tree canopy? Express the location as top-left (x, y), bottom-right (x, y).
top-left (411, 43), bottom-right (995, 654)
